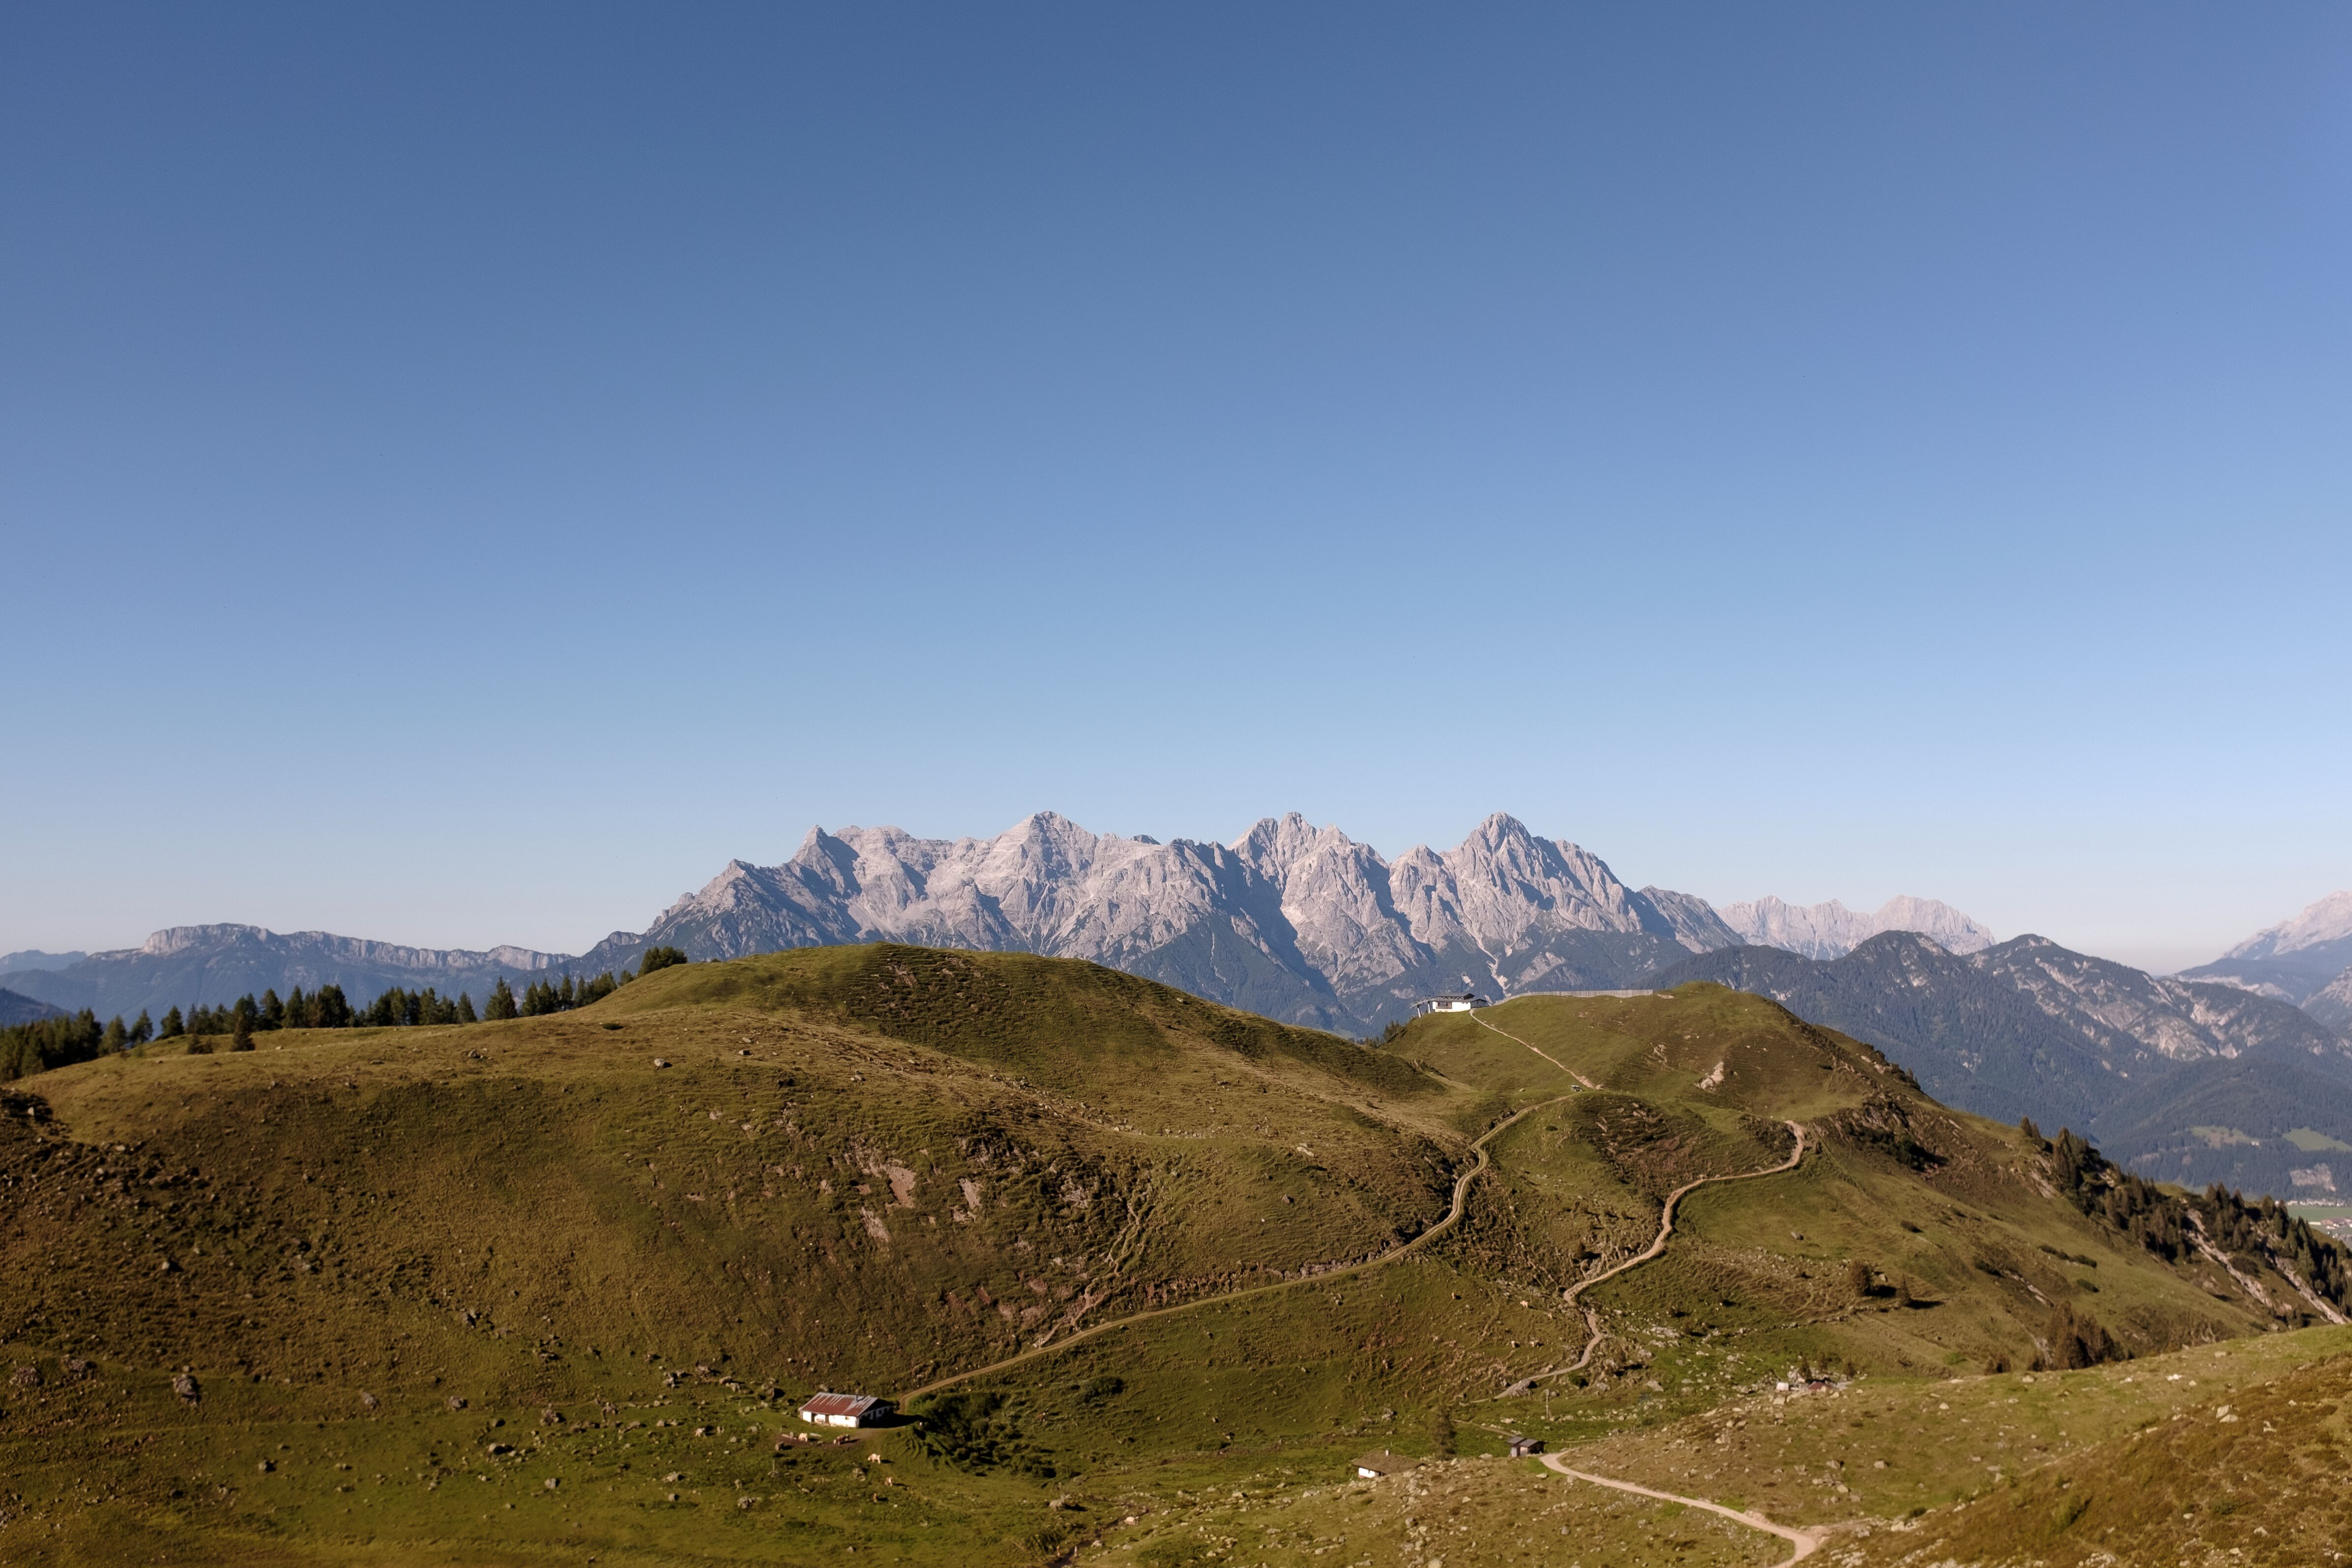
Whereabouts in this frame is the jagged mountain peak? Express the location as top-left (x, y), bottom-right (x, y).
top-left (575, 811), bottom-right (1764, 1030)
top-left (2224, 892), bottom-right (2352, 960)
top-left (1718, 893), bottom-right (1996, 960)
top-left (1230, 812), bottom-right (1362, 868)
top-left (19, 811), bottom-right (1999, 1037)
top-left (2182, 892), bottom-right (2352, 1011)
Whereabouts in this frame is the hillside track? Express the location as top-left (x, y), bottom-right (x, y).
top-left (1538, 1453), bottom-right (1826, 1565)
top-left (1470, 1007), bottom-right (1808, 1388)
top-left (1470, 1010), bottom-right (1597, 1088)
top-left (1501, 1120), bottom-right (1807, 1391)
top-left (893, 1089), bottom-right (1580, 1404)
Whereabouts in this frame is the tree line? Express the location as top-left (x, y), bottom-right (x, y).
top-left (0, 946), bottom-right (689, 1083)
top-left (2031, 1114), bottom-right (2351, 1317)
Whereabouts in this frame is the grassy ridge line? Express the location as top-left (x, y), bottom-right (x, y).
top-left (894, 1090), bottom-right (1583, 1404)
top-left (1472, 1009), bottom-right (1598, 1088)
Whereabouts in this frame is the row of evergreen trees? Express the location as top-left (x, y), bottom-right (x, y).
top-left (0, 946), bottom-right (689, 1083)
top-left (2030, 1116), bottom-right (2350, 1312)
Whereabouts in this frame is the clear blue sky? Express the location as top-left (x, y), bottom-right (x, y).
top-left (4, 4), bottom-right (2348, 973)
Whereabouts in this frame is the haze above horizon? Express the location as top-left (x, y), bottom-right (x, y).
top-left (4, 4), bottom-right (2348, 976)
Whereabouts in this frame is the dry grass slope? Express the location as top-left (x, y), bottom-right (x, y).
top-left (0, 951), bottom-right (2344, 1565)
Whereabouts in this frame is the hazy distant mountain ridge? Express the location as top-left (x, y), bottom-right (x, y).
top-left (1716, 893), bottom-right (1996, 958)
top-left (2183, 891), bottom-right (2352, 1012)
top-left (1652, 931), bottom-right (2352, 1198)
top-left (0, 925), bottom-right (569, 1022)
top-left (0, 949), bottom-right (85, 974)
top-left (0, 989), bottom-right (64, 1026)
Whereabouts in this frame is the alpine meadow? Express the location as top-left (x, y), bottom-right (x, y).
top-left (7, 945), bottom-right (2352, 1565)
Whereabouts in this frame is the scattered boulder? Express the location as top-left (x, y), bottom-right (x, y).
top-left (446, 1395), bottom-right (468, 1411)
top-left (652, 1059), bottom-right (671, 1070)
top-left (171, 1373), bottom-right (199, 1404)
top-left (487, 1443), bottom-right (514, 1458)
top-left (62, 1358), bottom-right (93, 1381)
top-left (359, 1391), bottom-right (379, 1411)
top-left (11, 1366), bottom-right (39, 1389)
top-left (541, 1406), bottom-right (564, 1425)
top-left (257, 1460), bottom-right (274, 1473)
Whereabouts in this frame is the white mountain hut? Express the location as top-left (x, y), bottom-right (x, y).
top-left (1412, 991), bottom-right (1492, 1015)
top-left (798, 1391), bottom-right (889, 1428)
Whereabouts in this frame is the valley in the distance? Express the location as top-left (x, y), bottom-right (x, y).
top-left (5, 943), bottom-right (2352, 1566)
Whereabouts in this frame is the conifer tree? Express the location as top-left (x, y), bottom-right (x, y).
top-left (486, 978), bottom-right (518, 1021)
top-left (100, 1016), bottom-right (128, 1053)
top-left (231, 1008), bottom-right (255, 1051)
top-left (457, 992), bottom-right (478, 1024)
top-left (260, 989), bottom-right (285, 1029)
top-left (129, 1010), bottom-right (153, 1045)
top-left (158, 1006), bottom-right (183, 1039)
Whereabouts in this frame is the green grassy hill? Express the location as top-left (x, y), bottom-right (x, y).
top-left (0, 949), bottom-right (2344, 1565)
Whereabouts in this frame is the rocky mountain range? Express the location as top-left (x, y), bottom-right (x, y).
top-left (2182, 891), bottom-right (2352, 1029)
top-left (0, 925), bottom-right (568, 1023)
top-left (1715, 894), bottom-right (1997, 958)
top-left (2, 812), bottom-right (1988, 1033)
top-left (1653, 933), bottom-right (2352, 1199)
top-left (16, 810), bottom-right (2352, 1203)
top-left (563, 812), bottom-right (1742, 1032)
top-left (0, 949), bottom-right (85, 973)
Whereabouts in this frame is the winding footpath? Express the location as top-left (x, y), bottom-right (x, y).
top-left (1470, 1009), bottom-right (1807, 1380)
top-left (1538, 1454), bottom-right (1827, 1564)
top-left (1477, 1009), bottom-right (1825, 1564)
top-left (1519, 1118), bottom-right (1809, 1386)
top-left (894, 1087), bottom-right (1579, 1403)
top-left (901, 1005), bottom-right (1826, 1564)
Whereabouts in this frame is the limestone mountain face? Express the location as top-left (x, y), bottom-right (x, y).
top-left (2183, 891), bottom-right (2352, 1011)
top-left (1716, 893), bottom-right (1997, 959)
top-left (580, 811), bottom-right (1743, 1032)
top-left (2, 810), bottom-right (2000, 1035)
top-left (2307, 969), bottom-right (2352, 1033)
